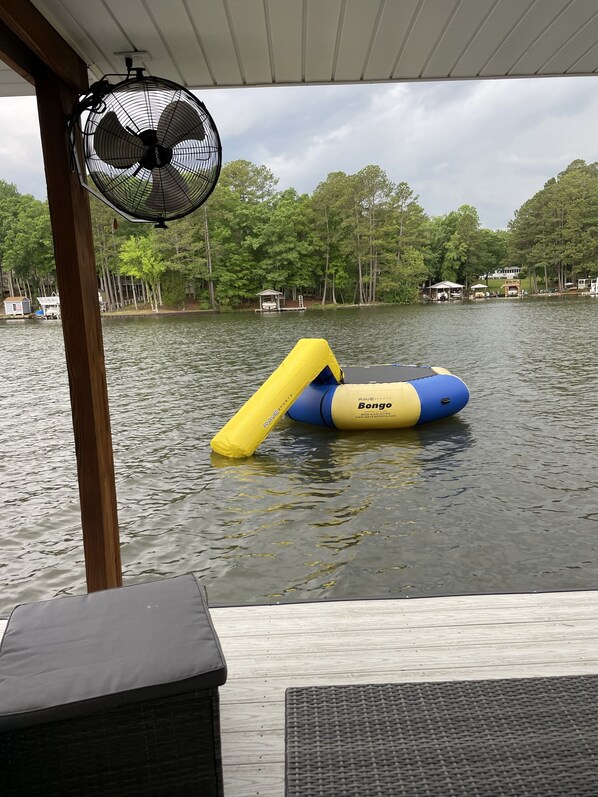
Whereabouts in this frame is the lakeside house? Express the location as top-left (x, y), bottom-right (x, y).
top-left (3, 296), bottom-right (31, 317)
top-left (481, 267), bottom-right (522, 279)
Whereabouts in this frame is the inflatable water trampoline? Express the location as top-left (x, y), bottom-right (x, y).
top-left (211, 338), bottom-right (469, 458)
top-left (287, 363), bottom-right (469, 430)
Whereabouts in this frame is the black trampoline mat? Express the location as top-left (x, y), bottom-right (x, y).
top-left (341, 365), bottom-right (437, 384)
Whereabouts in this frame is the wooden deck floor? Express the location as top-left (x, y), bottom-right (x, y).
top-left (3, 589), bottom-right (598, 795)
top-left (211, 590), bottom-right (598, 796)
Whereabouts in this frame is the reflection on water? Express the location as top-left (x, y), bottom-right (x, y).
top-left (1, 299), bottom-right (598, 613)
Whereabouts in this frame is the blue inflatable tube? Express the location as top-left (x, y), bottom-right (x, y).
top-left (287, 364), bottom-right (469, 430)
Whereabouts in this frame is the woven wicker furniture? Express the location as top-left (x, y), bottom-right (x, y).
top-left (0, 574), bottom-right (227, 796)
top-left (286, 677), bottom-right (598, 796)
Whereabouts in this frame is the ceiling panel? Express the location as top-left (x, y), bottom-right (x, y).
top-left (482, 0), bottom-right (592, 77)
top-left (421, 0), bottom-right (495, 79)
top-left (304, 0), bottom-right (343, 83)
top-left (34, 0), bottom-right (133, 79)
top-left (510, 1), bottom-right (598, 76)
top-left (268, 0), bottom-right (303, 84)
top-left (9, 0), bottom-right (598, 96)
top-left (451, 0), bottom-right (534, 78)
top-left (392, 0), bottom-right (461, 79)
top-left (102, 0), bottom-right (182, 80)
top-left (227, 0), bottom-right (272, 85)
top-left (145, 0), bottom-right (213, 88)
top-left (541, 12), bottom-right (598, 75)
top-left (563, 39), bottom-right (598, 76)
top-left (363, 0), bottom-right (420, 81)
top-left (186, 0), bottom-right (242, 86)
top-left (334, 0), bottom-right (382, 82)
top-left (0, 63), bottom-right (34, 96)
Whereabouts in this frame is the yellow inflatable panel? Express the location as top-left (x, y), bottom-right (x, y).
top-left (210, 338), bottom-right (342, 458)
top-left (330, 382), bottom-right (421, 429)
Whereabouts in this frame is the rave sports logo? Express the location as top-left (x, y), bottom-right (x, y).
top-left (263, 408), bottom-right (280, 428)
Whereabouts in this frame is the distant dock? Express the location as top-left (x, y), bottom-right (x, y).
top-left (254, 306), bottom-right (306, 313)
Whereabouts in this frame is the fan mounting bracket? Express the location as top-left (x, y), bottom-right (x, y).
top-left (114, 50), bottom-right (151, 66)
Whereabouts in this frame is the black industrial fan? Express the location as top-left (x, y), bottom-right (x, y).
top-left (71, 70), bottom-right (221, 227)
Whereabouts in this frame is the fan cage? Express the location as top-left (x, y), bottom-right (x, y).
top-left (83, 76), bottom-right (222, 223)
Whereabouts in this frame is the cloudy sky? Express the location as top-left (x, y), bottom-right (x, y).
top-left (2, 74), bottom-right (598, 230)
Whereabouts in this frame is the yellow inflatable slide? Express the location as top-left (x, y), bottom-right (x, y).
top-left (210, 338), bottom-right (342, 458)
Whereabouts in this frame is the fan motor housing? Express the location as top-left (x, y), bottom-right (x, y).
top-left (137, 132), bottom-right (173, 170)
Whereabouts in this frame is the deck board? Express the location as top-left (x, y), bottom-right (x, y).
top-left (211, 590), bottom-right (598, 796)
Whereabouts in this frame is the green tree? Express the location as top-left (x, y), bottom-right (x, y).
top-left (119, 235), bottom-right (166, 311)
top-left (353, 165), bottom-right (393, 304)
top-left (206, 160), bottom-right (278, 306)
top-left (443, 204), bottom-right (482, 287)
top-left (427, 214), bottom-right (457, 284)
top-left (89, 193), bottom-right (145, 309)
top-left (510, 160), bottom-right (598, 291)
top-left (150, 214), bottom-right (208, 305)
top-left (0, 180), bottom-right (24, 294)
top-left (159, 268), bottom-right (187, 308)
top-left (3, 194), bottom-right (54, 297)
top-left (477, 229), bottom-right (509, 281)
top-left (385, 182), bottom-right (430, 291)
top-left (257, 189), bottom-right (318, 296)
top-left (311, 171), bottom-right (355, 304)
top-left (378, 245), bottom-right (428, 303)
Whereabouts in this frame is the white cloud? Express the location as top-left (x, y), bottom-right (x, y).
top-left (0, 97), bottom-right (45, 199)
top-left (202, 76), bottom-right (598, 229)
top-left (3, 75), bottom-right (598, 229)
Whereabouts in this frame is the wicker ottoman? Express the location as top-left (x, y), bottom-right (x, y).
top-left (0, 574), bottom-right (227, 796)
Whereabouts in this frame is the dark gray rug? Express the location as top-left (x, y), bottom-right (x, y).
top-left (285, 676), bottom-right (598, 796)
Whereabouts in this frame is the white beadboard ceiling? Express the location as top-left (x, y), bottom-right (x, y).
top-left (4, 0), bottom-right (598, 96)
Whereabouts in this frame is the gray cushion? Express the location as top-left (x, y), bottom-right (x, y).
top-left (0, 574), bottom-right (227, 731)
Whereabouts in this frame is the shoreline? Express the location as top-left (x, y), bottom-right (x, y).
top-left (0, 292), bottom-right (593, 321)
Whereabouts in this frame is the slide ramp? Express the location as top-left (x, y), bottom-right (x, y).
top-left (210, 338), bottom-right (342, 458)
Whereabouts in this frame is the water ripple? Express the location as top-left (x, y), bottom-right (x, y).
top-left (2, 300), bottom-right (598, 612)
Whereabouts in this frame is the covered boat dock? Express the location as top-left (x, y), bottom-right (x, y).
top-left (426, 280), bottom-right (465, 301)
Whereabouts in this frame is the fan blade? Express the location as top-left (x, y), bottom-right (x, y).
top-left (157, 101), bottom-right (205, 148)
top-left (147, 164), bottom-right (193, 214)
top-left (94, 112), bottom-right (145, 168)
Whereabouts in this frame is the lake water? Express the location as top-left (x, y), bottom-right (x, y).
top-left (2, 298), bottom-right (598, 614)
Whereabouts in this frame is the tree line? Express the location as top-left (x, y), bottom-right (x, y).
top-left (508, 160), bottom-right (598, 292)
top-left (1, 158), bottom-right (597, 310)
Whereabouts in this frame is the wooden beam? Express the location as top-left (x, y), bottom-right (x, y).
top-left (0, 0), bottom-right (87, 92)
top-left (35, 68), bottom-right (122, 592)
top-left (0, 18), bottom-right (38, 85)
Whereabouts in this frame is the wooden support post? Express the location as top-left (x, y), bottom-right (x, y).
top-left (35, 69), bottom-right (122, 591)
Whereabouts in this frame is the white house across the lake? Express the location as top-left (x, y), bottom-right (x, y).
top-left (3, 296), bottom-right (31, 316)
top-left (481, 267), bottom-right (522, 279)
